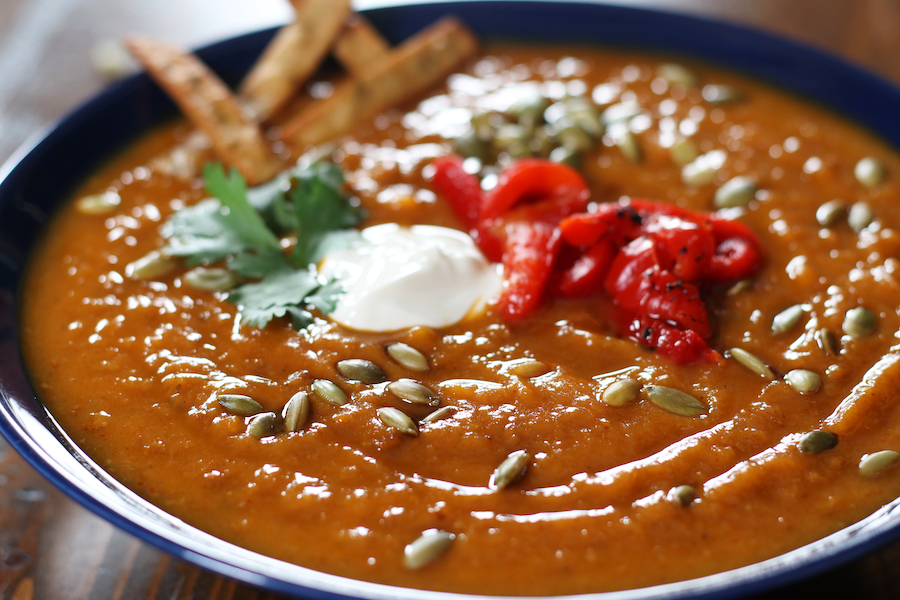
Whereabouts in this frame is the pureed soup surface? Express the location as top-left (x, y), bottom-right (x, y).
top-left (20, 45), bottom-right (900, 595)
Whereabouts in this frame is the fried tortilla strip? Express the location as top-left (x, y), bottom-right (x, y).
top-left (125, 36), bottom-right (283, 185)
top-left (240, 0), bottom-right (351, 121)
top-left (280, 17), bottom-right (477, 151)
top-left (333, 14), bottom-right (390, 76)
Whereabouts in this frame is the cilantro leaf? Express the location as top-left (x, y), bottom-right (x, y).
top-left (203, 163), bottom-right (282, 254)
top-left (161, 199), bottom-right (246, 265)
top-left (227, 269), bottom-right (321, 329)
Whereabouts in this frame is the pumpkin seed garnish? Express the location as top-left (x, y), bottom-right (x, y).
top-left (645, 385), bottom-right (707, 417)
top-left (728, 348), bottom-right (774, 379)
top-left (388, 379), bottom-right (439, 406)
top-left (714, 176), bottom-right (757, 208)
top-left (282, 391), bottom-right (310, 432)
top-left (784, 369), bottom-right (821, 394)
top-left (681, 151), bottom-right (724, 187)
top-left (771, 304), bottom-right (805, 335)
top-left (377, 407), bottom-right (418, 437)
top-left (670, 137), bottom-right (699, 167)
top-left (842, 306), bottom-right (876, 337)
top-left (854, 156), bottom-right (886, 189)
top-left (386, 342), bottom-right (430, 372)
top-left (727, 279), bottom-right (753, 297)
top-left (667, 484), bottom-right (696, 506)
top-left (508, 359), bottom-right (551, 378)
top-left (701, 84), bottom-right (743, 104)
top-left (337, 359), bottom-right (387, 384)
top-left (814, 328), bottom-right (839, 355)
top-left (815, 199), bottom-right (846, 227)
top-left (403, 529), bottom-right (455, 570)
top-left (218, 394), bottom-right (265, 416)
top-left (602, 379), bottom-right (640, 406)
top-left (76, 191), bottom-right (120, 214)
top-left (247, 412), bottom-right (281, 439)
top-left (656, 63), bottom-right (698, 88)
top-left (421, 406), bottom-right (457, 424)
top-left (311, 379), bottom-right (348, 406)
top-left (798, 430), bottom-right (838, 454)
top-left (847, 201), bottom-right (875, 233)
top-left (859, 450), bottom-right (900, 476)
top-left (489, 450), bottom-right (531, 490)
top-left (616, 130), bottom-right (642, 163)
top-left (183, 266), bottom-right (239, 292)
top-left (126, 250), bottom-right (178, 281)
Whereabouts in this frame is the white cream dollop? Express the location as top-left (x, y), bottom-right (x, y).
top-left (319, 224), bottom-right (502, 331)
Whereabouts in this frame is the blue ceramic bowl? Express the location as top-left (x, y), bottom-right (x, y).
top-left (3, 2), bottom-right (900, 598)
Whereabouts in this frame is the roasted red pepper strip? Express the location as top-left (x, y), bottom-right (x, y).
top-left (482, 158), bottom-right (590, 222)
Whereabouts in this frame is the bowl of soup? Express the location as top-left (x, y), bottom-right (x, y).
top-left (4, 1), bottom-right (900, 598)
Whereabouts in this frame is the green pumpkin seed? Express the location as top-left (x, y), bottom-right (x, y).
top-left (701, 84), bottom-right (743, 104)
top-left (814, 328), bottom-right (839, 355)
top-left (183, 266), bottom-right (238, 292)
top-left (784, 369), bottom-right (821, 394)
top-left (670, 137), bottom-right (699, 167)
top-left (76, 191), bottom-right (121, 214)
top-left (616, 130), bottom-right (642, 163)
top-left (727, 279), bottom-right (753, 297)
top-left (421, 406), bottom-right (457, 424)
top-left (558, 124), bottom-right (593, 152)
top-left (815, 199), bottom-right (846, 227)
top-left (854, 157), bottom-right (886, 188)
top-left (311, 379), bottom-right (348, 406)
top-left (403, 529), bottom-right (455, 570)
top-left (601, 102), bottom-right (641, 126)
top-left (388, 379), bottom-right (438, 406)
top-left (377, 407), bottom-right (418, 437)
top-left (728, 348), bottom-right (774, 379)
top-left (798, 430), bottom-right (838, 454)
top-left (337, 359), bottom-right (387, 384)
top-left (247, 412), bottom-right (281, 439)
top-left (771, 304), bottom-right (805, 335)
top-left (681, 151), bottom-right (724, 187)
top-left (859, 450), bottom-right (900, 476)
top-left (453, 130), bottom-right (488, 161)
top-left (714, 176), bottom-right (757, 208)
top-left (667, 484), bottom-right (696, 506)
top-left (508, 359), bottom-right (551, 378)
top-left (602, 379), bottom-right (640, 407)
top-left (847, 201), bottom-right (875, 233)
top-left (282, 391), bottom-right (310, 432)
top-left (492, 123), bottom-right (529, 153)
top-left (645, 385), bottom-right (707, 417)
top-left (656, 63), bottom-right (698, 88)
top-left (843, 306), bottom-right (876, 337)
top-left (510, 90), bottom-right (548, 121)
top-left (218, 394), bottom-right (265, 416)
top-left (126, 250), bottom-right (178, 280)
top-left (489, 450), bottom-right (531, 490)
top-left (549, 146), bottom-right (582, 168)
top-left (386, 342), bottom-right (430, 372)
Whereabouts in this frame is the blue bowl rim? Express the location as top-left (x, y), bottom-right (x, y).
top-left (2, 2), bottom-right (900, 599)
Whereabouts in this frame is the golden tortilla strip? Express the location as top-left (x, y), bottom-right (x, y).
top-left (125, 36), bottom-right (283, 185)
top-left (280, 17), bottom-right (477, 151)
top-left (333, 14), bottom-right (391, 77)
top-left (240, 0), bottom-right (352, 121)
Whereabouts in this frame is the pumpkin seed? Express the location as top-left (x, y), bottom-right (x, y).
top-left (784, 369), bottom-right (821, 394)
top-left (602, 378), bottom-right (640, 407)
top-left (247, 412), bottom-right (281, 439)
top-left (681, 151), bottom-right (724, 187)
top-left (847, 201), bottom-right (875, 233)
top-left (508, 359), bottom-right (551, 378)
top-left (656, 63), bottom-right (698, 88)
top-left (815, 199), bottom-right (846, 227)
top-left (311, 379), bottom-right (348, 406)
top-left (616, 130), bottom-right (642, 163)
top-left (771, 304), bottom-right (805, 335)
top-left (126, 250), bottom-right (177, 280)
top-left (701, 84), bottom-right (743, 104)
top-left (76, 191), bottom-right (120, 214)
top-left (601, 102), bottom-right (641, 126)
top-left (453, 130), bottom-right (488, 161)
top-left (337, 359), bottom-right (387, 384)
top-left (489, 450), bottom-right (531, 490)
top-left (842, 306), bottom-right (876, 337)
top-left (645, 385), bottom-right (707, 417)
top-left (727, 279), bottom-right (753, 297)
top-left (403, 529), bottom-right (455, 570)
top-left (183, 266), bottom-right (238, 292)
top-left (798, 430), bottom-right (838, 454)
top-left (728, 348), bottom-right (774, 379)
top-left (670, 137), bottom-right (699, 167)
top-left (388, 379), bottom-right (438, 406)
top-left (714, 176), bottom-right (757, 208)
top-left (218, 394), bottom-right (264, 416)
top-left (282, 391), bottom-right (310, 432)
top-left (667, 484), bottom-right (696, 506)
top-left (421, 406), bottom-right (457, 424)
top-left (558, 124), bottom-right (593, 152)
top-left (549, 146), bottom-right (581, 167)
top-left (814, 328), bottom-right (839, 355)
top-left (386, 342), bottom-right (429, 373)
top-left (859, 450), bottom-right (900, 476)
top-left (854, 156), bottom-right (886, 188)
top-left (377, 407), bottom-right (418, 437)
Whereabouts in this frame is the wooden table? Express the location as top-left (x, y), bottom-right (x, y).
top-left (2, 1), bottom-right (900, 598)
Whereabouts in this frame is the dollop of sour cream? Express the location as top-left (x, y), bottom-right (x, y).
top-left (319, 223), bottom-right (502, 331)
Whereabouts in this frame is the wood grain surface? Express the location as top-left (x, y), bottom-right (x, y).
top-left (2, 1), bottom-right (900, 598)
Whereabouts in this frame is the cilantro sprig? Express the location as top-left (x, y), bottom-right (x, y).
top-left (161, 162), bottom-right (363, 329)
